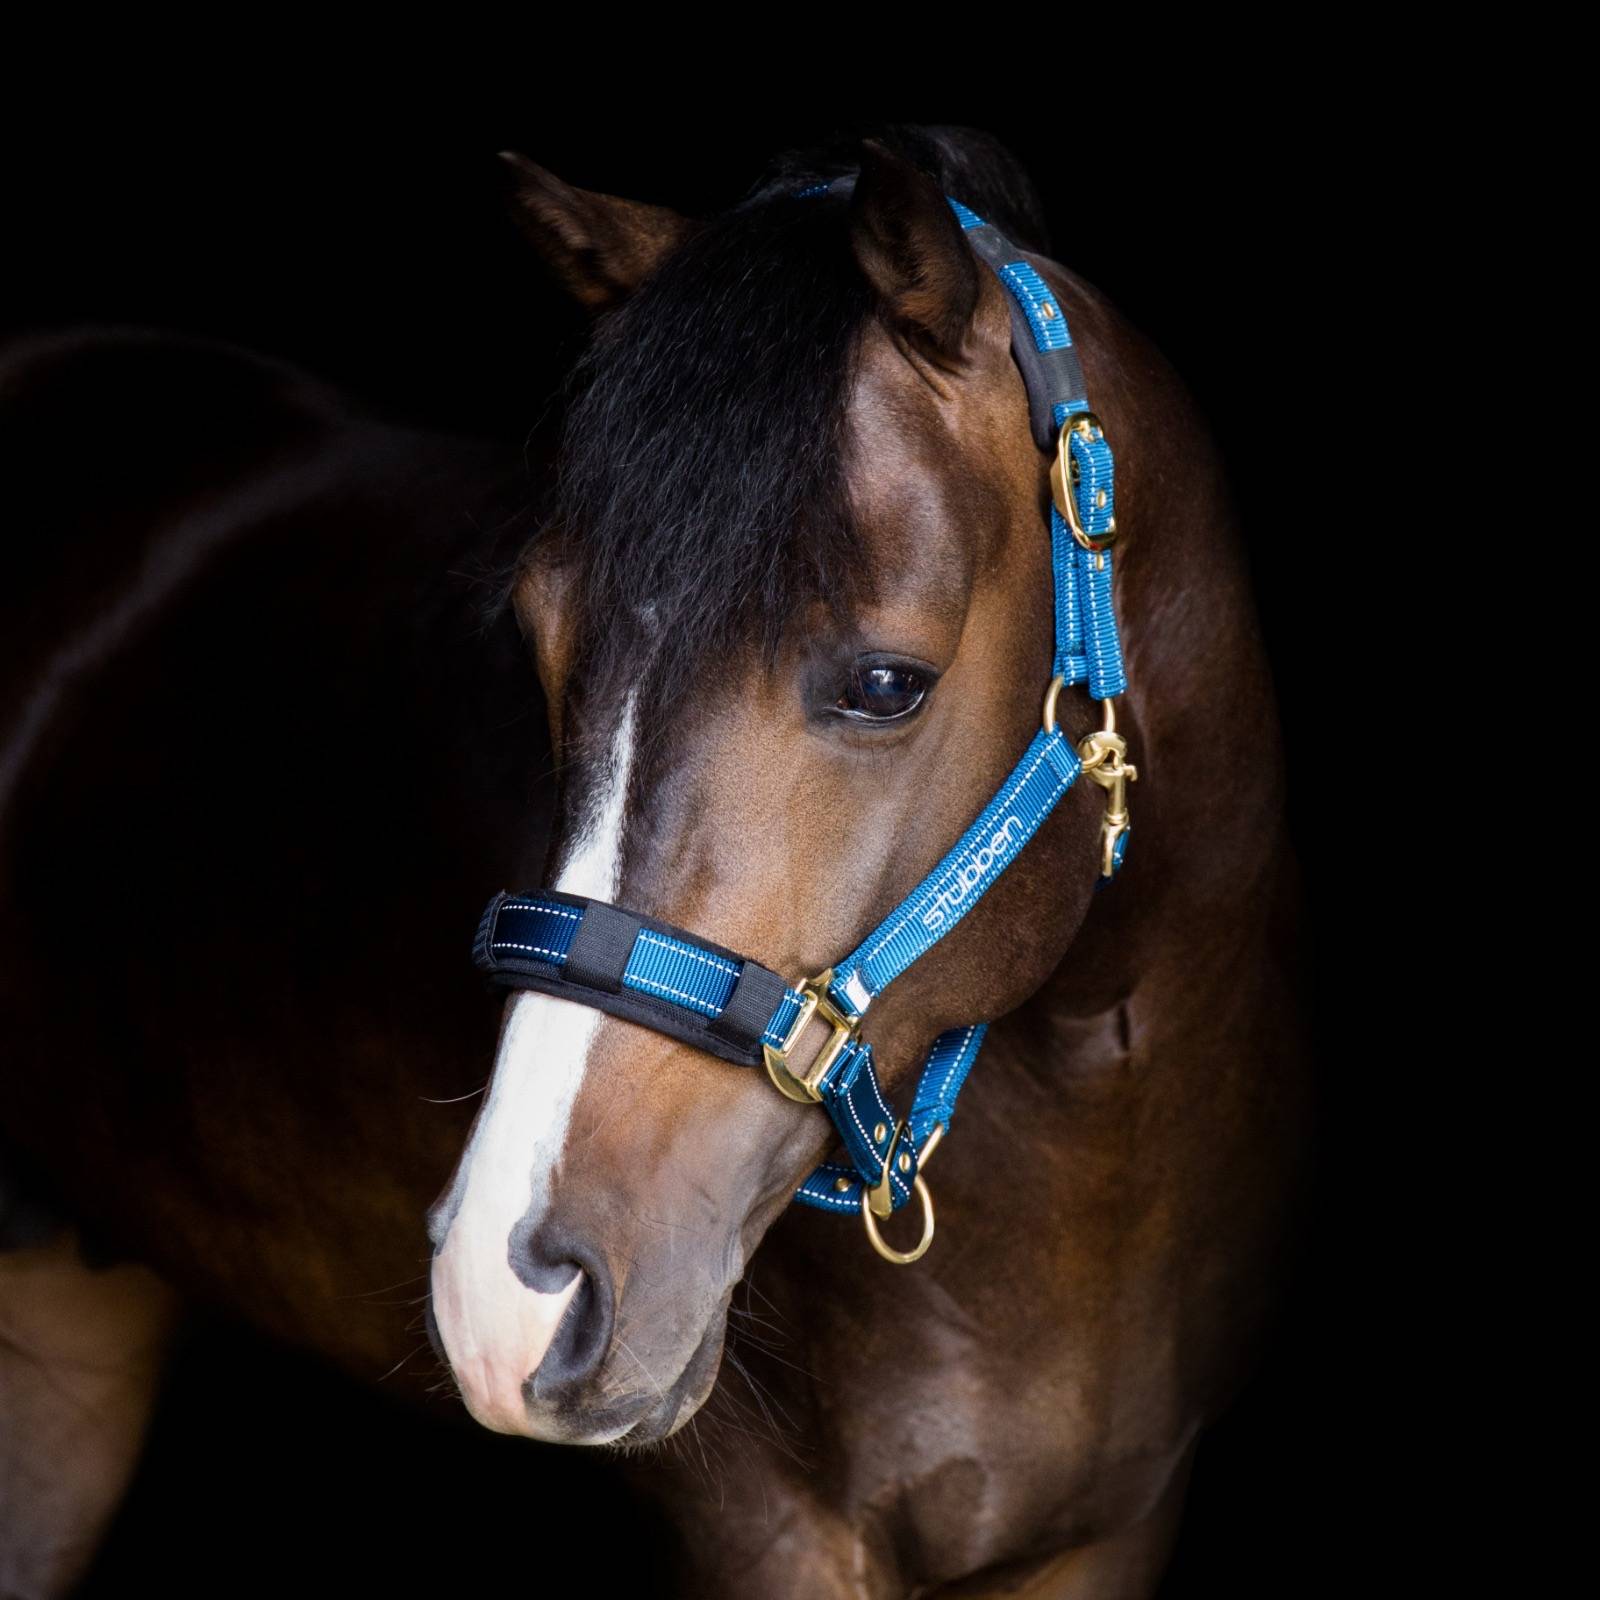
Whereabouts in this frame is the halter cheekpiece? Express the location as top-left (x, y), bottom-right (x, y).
top-left (472, 179), bottom-right (1135, 1265)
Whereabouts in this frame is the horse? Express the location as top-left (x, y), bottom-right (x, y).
top-left (0, 124), bottom-right (1311, 1598)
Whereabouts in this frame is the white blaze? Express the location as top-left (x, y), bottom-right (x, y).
top-left (431, 695), bottom-right (636, 1435)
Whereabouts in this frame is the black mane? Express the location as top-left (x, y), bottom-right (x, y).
top-left (525, 123), bottom-right (1049, 704)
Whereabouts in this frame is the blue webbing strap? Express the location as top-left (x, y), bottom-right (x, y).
top-left (473, 180), bottom-right (1131, 1223)
top-left (476, 894), bottom-right (918, 1205)
top-left (792, 1019), bottom-right (990, 1213)
top-left (476, 894), bottom-right (805, 1065)
top-left (806, 187), bottom-right (1123, 1028)
top-left (786, 182), bottom-right (1128, 1210)
top-left (826, 729), bottom-right (1081, 1016)
top-left (474, 894), bottom-right (969, 1215)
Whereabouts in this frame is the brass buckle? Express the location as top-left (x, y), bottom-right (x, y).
top-left (762, 968), bottom-right (860, 1104)
top-left (1049, 411), bottom-right (1117, 556)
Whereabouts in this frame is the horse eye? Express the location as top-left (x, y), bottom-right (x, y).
top-left (834, 663), bottom-right (928, 722)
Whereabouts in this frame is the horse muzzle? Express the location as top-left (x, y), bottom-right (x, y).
top-left (424, 995), bottom-right (813, 1444)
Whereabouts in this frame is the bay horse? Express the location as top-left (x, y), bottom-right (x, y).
top-left (0, 125), bottom-right (1310, 1597)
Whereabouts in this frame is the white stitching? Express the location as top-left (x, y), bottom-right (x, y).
top-left (834, 1059), bottom-right (886, 1179)
top-left (508, 901), bottom-right (581, 922)
top-left (491, 940), bottom-right (567, 960)
top-left (623, 972), bottom-right (721, 1015)
top-left (634, 930), bottom-right (738, 976)
top-left (936, 1025), bottom-right (978, 1104)
top-left (760, 992), bottom-right (805, 1046)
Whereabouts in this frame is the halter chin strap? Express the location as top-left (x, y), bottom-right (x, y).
top-left (473, 184), bottom-right (1134, 1264)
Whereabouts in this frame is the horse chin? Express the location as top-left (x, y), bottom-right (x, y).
top-left (520, 1299), bottom-right (730, 1449)
top-left (623, 1306), bottom-right (730, 1446)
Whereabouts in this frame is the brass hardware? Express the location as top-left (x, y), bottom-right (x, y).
top-left (1049, 412), bottom-right (1117, 553)
top-left (870, 1126), bottom-right (940, 1209)
top-left (1040, 302), bottom-right (1057, 319)
top-left (1077, 698), bottom-right (1137, 878)
top-left (866, 1121), bottom-right (905, 1218)
top-left (873, 1122), bottom-right (888, 1145)
top-left (1042, 674), bottom-right (1067, 735)
top-left (1046, 678), bottom-right (1116, 739)
top-left (861, 1175), bottom-right (935, 1265)
top-left (833, 1175), bottom-right (851, 1193)
top-left (762, 969), bottom-right (860, 1104)
top-left (865, 1120), bottom-right (925, 1212)
top-left (1048, 692), bottom-right (1135, 874)
top-left (1076, 694), bottom-right (1116, 753)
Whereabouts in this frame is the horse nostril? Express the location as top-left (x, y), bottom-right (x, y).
top-left (513, 1230), bottom-right (614, 1399)
top-left (529, 1264), bottom-right (612, 1398)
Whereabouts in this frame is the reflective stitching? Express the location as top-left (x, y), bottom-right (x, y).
top-left (834, 1063), bottom-right (882, 1176)
top-left (623, 972), bottom-right (723, 1016)
top-left (760, 991), bottom-right (807, 1046)
top-left (506, 901), bottom-right (581, 922)
top-left (862, 1059), bottom-right (912, 1200)
top-left (634, 930), bottom-right (739, 976)
top-left (936, 1025), bottom-right (978, 1105)
top-left (799, 1181), bottom-right (859, 1211)
top-left (829, 1055), bottom-right (908, 1200)
top-left (491, 940), bottom-right (567, 961)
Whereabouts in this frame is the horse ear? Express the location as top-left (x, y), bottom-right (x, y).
top-left (498, 151), bottom-right (697, 312)
top-left (848, 137), bottom-right (982, 368)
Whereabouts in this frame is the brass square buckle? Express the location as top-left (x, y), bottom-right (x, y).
top-left (762, 968), bottom-right (860, 1104)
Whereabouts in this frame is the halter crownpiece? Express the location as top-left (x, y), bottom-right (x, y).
top-left (473, 180), bottom-right (1135, 1265)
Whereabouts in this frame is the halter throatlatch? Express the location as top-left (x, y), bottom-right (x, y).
top-left (473, 182), bottom-right (1135, 1265)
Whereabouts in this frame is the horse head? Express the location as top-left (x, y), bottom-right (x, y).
top-left (427, 132), bottom-right (1119, 1444)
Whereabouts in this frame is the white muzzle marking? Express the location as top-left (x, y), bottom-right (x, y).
top-left (430, 695), bottom-right (636, 1438)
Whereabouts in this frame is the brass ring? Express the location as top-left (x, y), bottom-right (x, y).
top-left (860, 1176), bottom-right (935, 1265)
top-left (1042, 674), bottom-right (1067, 735)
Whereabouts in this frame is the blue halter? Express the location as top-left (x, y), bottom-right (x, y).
top-left (473, 181), bottom-right (1133, 1264)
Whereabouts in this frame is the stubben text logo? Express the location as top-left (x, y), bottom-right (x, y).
top-left (920, 814), bottom-right (1026, 933)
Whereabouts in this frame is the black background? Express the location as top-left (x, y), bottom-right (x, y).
top-left (5, 81), bottom-right (1426, 1598)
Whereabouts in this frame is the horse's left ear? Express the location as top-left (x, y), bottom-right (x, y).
top-left (498, 151), bottom-right (698, 312)
top-left (849, 137), bottom-right (982, 369)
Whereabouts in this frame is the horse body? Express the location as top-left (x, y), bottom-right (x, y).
top-left (1, 126), bottom-right (1310, 1600)
top-left (0, 328), bottom-right (546, 1371)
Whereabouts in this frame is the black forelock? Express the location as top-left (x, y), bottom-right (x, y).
top-left (541, 186), bottom-right (873, 707)
top-left (520, 123), bottom-right (1048, 708)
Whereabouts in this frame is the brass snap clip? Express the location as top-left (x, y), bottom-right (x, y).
top-left (1077, 699), bottom-right (1137, 878)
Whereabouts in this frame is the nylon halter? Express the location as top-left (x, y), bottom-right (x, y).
top-left (473, 181), bottom-right (1135, 1265)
